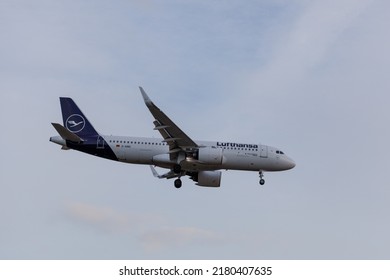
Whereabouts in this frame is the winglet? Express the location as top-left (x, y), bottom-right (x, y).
top-left (139, 87), bottom-right (152, 106)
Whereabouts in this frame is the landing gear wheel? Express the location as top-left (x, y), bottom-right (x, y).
top-left (173, 164), bottom-right (182, 174)
top-left (174, 179), bottom-right (182, 189)
top-left (259, 171), bottom-right (265, 185)
top-left (260, 179), bottom-right (265, 185)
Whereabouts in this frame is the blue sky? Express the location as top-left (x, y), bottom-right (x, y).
top-left (1, 0), bottom-right (390, 259)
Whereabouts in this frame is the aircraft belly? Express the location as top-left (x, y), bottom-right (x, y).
top-left (126, 147), bottom-right (167, 165)
top-left (181, 160), bottom-right (220, 172)
top-left (137, 149), bottom-right (155, 164)
top-left (107, 142), bottom-right (169, 165)
top-left (221, 152), bottom-right (263, 171)
top-left (123, 147), bottom-right (140, 163)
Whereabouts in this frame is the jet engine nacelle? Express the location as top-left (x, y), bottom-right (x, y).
top-left (197, 147), bottom-right (224, 165)
top-left (197, 171), bottom-right (222, 187)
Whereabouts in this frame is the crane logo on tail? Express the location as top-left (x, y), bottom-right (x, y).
top-left (66, 114), bottom-right (85, 133)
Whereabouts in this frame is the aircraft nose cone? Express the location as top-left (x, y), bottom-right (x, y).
top-left (288, 159), bottom-right (296, 169)
top-left (283, 157), bottom-right (296, 170)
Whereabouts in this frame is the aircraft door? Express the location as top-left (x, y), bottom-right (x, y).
top-left (260, 145), bottom-right (268, 158)
top-left (97, 136), bottom-right (105, 149)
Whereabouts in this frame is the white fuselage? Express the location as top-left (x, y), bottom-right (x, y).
top-left (50, 91), bottom-right (296, 188)
top-left (102, 135), bottom-right (295, 172)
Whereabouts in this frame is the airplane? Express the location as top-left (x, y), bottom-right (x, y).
top-left (50, 87), bottom-right (295, 188)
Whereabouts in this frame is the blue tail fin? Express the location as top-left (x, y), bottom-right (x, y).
top-left (60, 97), bottom-right (99, 137)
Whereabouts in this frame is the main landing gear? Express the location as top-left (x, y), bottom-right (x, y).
top-left (173, 164), bottom-right (182, 174)
top-left (259, 171), bottom-right (265, 185)
top-left (174, 178), bottom-right (182, 188)
top-left (173, 164), bottom-right (183, 188)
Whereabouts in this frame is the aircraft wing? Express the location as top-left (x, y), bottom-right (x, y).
top-left (139, 87), bottom-right (198, 155)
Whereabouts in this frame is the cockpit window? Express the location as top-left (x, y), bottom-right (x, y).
top-left (276, 150), bottom-right (285, 155)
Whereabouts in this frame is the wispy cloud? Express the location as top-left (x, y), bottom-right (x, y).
top-left (215, 0), bottom-right (375, 141)
top-left (247, 0), bottom-right (374, 96)
top-left (139, 226), bottom-right (222, 253)
top-left (65, 201), bottom-right (223, 254)
top-left (65, 201), bottom-right (163, 234)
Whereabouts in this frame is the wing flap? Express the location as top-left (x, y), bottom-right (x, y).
top-left (154, 125), bottom-right (170, 130)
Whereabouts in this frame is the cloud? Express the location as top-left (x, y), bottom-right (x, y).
top-left (139, 226), bottom-right (222, 253)
top-left (215, 0), bottom-right (375, 141)
top-left (248, 0), bottom-right (373, 94)
top-left (65, 202), bottom-right (223, 254)
top-left (65, 201), bottom-right (160, 234)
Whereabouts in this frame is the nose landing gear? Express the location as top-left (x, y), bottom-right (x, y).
top-left (259, 171), bottom-right (265, 185)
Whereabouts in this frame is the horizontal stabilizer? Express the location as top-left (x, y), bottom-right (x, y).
top-left (51, 123), bottom-right (83, 143)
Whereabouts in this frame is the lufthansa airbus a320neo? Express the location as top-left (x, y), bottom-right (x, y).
top-left (50, 87), bottom-right (295, 188)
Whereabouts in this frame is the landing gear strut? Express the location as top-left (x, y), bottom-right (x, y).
top-left (259, 171), bottom-right (265, 185)
top-left (174, 178), bottom-right (182, 188)
top-left (173, 164), bottom-right (182, 174)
